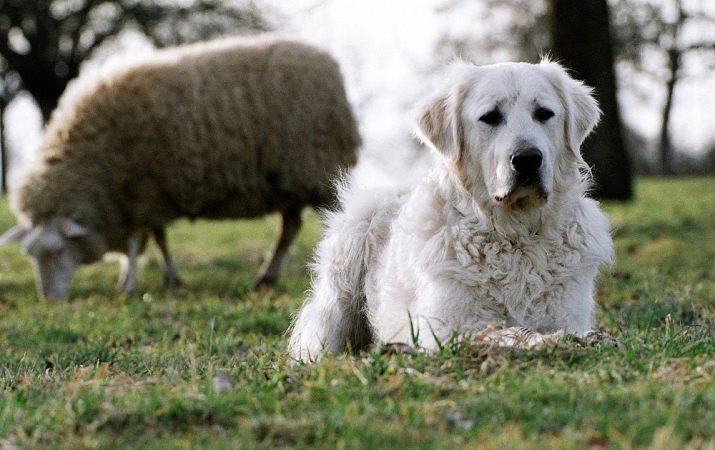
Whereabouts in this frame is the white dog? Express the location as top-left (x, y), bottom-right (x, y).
top-left (288, 60), bottom-right (614, 362)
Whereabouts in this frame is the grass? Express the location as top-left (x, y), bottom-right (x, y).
top-left (0, 176), bottom-right (713, 449)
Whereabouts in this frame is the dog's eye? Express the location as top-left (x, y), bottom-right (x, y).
top-left (534, 107), bottom-right (554, 122)
top-left (479, 110), bottom-right (503, 126)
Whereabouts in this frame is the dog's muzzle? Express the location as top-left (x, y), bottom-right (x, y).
top-left (494, 147), bottom-right (548, 206)
top-left (511, 147), bottom-right (543, 186)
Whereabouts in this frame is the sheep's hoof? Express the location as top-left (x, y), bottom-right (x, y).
top-left (117, 285), bottom-right (136, 297)
top-left (252, 275), bottom-right (277, 291)
top-left (163, 274), bottom-right (183, 288)
top-left (116, 279), bottom-right (136, 296)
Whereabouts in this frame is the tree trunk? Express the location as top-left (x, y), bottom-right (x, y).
top-left (549, 0), bottom-right (633, 200)
top-left (20, 65), bottom-right (72, 124)
top-left (0, 98), bottom-right (6, 194)
top-left (659, 49), bottom-right (679, 175)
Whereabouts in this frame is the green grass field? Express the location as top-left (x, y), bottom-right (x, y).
top-left (0, 177), bottom-right (713, 449)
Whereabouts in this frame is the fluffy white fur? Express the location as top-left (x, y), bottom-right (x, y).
top-left (288, 60), bottom-right (614, 362)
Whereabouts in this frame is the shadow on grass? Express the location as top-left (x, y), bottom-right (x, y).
top-left (60, 252), bottom-right (309, 301)
top-left (612, 216), bottom-right (706, 240)
top-left (602, 289), bottom-right (705, 326)
top-left (0, 280), bottom-right (37, 301)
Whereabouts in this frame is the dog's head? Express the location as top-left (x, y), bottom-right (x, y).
top-left (416, 60), bottom-right (600, 210)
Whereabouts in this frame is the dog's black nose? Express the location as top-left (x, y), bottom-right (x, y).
top-left (511, 148), bottom-right (543, 174)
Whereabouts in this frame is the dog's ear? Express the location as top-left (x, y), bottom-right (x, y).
top-left (566, 79), bottom-right (601, 151)
top-left (541, 61), bottom-right (601, 154)
top-left (415, 83), bottom-right (468, 161)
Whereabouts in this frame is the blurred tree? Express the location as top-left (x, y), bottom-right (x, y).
top-left (611, 0), bottom-right (715, 175)
top-left (0, 0), bottom-right (268, 123)
top-left (0, 59), bottom-right (20, 194)
top-left (434, 0), bottom-right (548, 65)
top-left (549, 0), bottom-right (632, 199)
top-left (0, 0), bottom-right (268, 193)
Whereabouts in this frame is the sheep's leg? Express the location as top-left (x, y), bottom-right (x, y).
top-left (152, 228), bottom-right (182, 287)
top-left (118, 232), bottom-right (146, 294)
top-left (253, 207), bottom-right (302, 289)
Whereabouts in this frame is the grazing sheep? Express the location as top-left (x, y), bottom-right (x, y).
top-left (0, 35), bottom-right (361, 299)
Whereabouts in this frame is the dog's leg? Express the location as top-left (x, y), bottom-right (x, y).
top-left (253, 207), bottom-right (302, 289)
top-left (401, 279), bottom-right (481, 351)
top-left (288, 277), bottom-right (361, 362)
top-left (288, 213), bottom-right (375, 362)
top-left (288, 235), bottom-right (372, 361)
top-left (288, 183), bottom-right (401, 362)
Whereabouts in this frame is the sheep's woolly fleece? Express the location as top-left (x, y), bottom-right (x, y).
top-left (15, 35), bottom-right (360, 238)
top-left (5, 34), bottom-right (360, 298)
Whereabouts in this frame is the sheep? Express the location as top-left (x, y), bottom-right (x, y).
top-left (0, 35), bottom-right (361, 300)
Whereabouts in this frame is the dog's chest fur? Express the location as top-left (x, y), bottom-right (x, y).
top-left (386, 178), bottom-right (606, 333)
top-left (449, 212), bottom-right (588, 327)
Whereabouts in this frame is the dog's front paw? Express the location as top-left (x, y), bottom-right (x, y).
top-left (573, 329), bottom-right (621, 348)
top-left (478, 326), bottom-right (564, 349)
top-left (380, 342), bottom-right (417, 356)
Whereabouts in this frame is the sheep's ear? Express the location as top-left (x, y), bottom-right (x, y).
top-left (60, 218), bottom-right (89, 238)
top-left (542, 61), bottom-right (601, 153)
top-left (0, 225), bottom-right (29, 245)
top-left (415, 84), bottom-right (468, 161)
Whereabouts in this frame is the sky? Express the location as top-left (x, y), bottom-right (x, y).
top-left (262, 0), bottom-right (445, 188)
top-left (267, 0), bottom-right (715, 155)
top-left (4, 0), bottom-right (714, 187)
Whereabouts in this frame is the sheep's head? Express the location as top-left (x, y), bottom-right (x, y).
top-left (0, 216), bottom-right (106, 300)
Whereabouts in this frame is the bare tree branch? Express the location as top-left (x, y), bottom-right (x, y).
top-left (67, 0), bottom-right (104, 64)
top-left (0, 0), bottom-right (270, 122)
